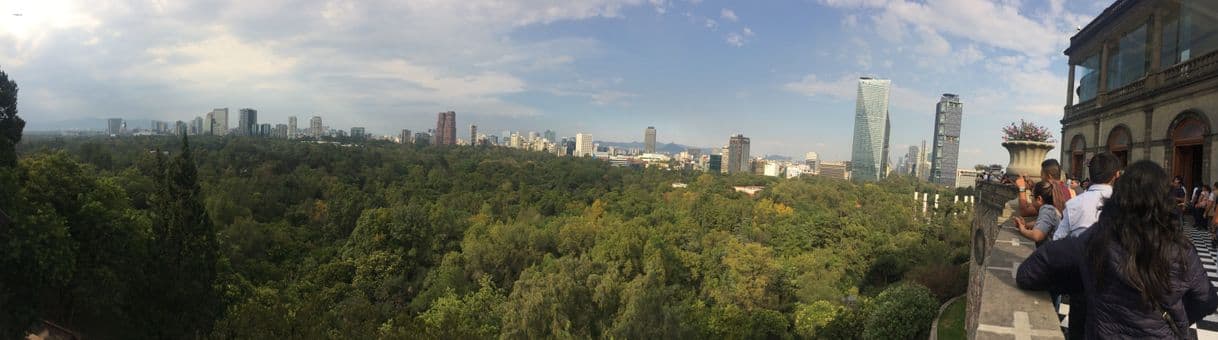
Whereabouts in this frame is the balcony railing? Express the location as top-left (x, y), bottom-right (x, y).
top-left (1106, 77), bottom-right (1147, 104)
top-left (1066, 50), bottom-right (1218, 120)
top-left (1162, 50), bottom-right (1218, 88)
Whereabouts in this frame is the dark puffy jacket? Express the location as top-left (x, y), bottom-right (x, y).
top-left (1017, 226), bottom-right (1218, 339)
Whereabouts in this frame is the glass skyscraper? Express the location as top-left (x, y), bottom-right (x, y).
top-left (930, 94), bottom-right (963, 187)
top-left (850, 77), bottom-right (891, 182)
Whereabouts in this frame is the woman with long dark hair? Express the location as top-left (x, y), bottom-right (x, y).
top-left (1018, 161), bottom-right (1218, 338)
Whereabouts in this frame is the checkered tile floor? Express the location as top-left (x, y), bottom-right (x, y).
top-left (1056, 221), bottom-right (1218, 339)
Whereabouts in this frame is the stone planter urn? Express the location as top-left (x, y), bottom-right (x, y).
top-left (1002, 140), bottom-right (1056, 180)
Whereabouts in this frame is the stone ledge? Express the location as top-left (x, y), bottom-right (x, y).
top-left (966, 182), bottom-right (1063, 340)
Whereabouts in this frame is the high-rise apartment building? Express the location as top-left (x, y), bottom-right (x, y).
top-left (575, 133), bottom-right (593, 157)
top-left (309, 116), bottom-right (323, 138)
top-left (435, 111), bottom-right (457, 146)
top-left (238, 108), bottom-right (258, 136)
top-left (726, 134), bottom-right (751, 174)
top-left (288, 116), bottom-right (298, 139)
top-left (644, 126), bottom-right (657, 153)
top-left (929, 93), bottom-right (963, 186)
top-left (192, 116), bottom-right (204, 135)
top-left (259, 123), bottom-right (271, 137)
top-left (274, 124), bottom-right (288, 138)
top-left (470, 124), bottom-right (478, 146)
top-left (543, 130), bottom-right (557, 143)
top-left (211, 108), bottom-right (229, 135)
top-left (805, 152), bottom-right (820, 175)
top-left (849, 77), bottom-right (892, 181)
top-left (399, 129), bottom-right (412, 144)
top-left (107, 118), bottom-right (123, 135)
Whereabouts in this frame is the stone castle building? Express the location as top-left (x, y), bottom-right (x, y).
top-left (1061, 0), bottom-right (1218, 189)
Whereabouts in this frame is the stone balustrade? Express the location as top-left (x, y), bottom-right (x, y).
top-left (965, 182), bottom-right (1064, 339)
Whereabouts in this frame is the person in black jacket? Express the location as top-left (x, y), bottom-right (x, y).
top-left (1017, 160), bottom-right (1218, 339)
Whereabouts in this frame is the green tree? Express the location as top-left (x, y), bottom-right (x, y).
top-left (0, 68), bottom-right (22, 167)
top-left (145, 136), bottom-right (222, 338)
top-left (862, 283), bottom-right (938, 340)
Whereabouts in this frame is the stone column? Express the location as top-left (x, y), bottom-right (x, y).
top-left (1098, 42), bottom-right (1111, 106)
top-left (1150, 10), bottom-right (1163, 86)
top-left (1066, 63), bottom-right (1076, 107)
top-left (1144, 108), bottom-right (1154, 159)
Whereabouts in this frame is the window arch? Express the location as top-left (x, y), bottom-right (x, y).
top-left (1107, 125), bottom-right (1132, 167)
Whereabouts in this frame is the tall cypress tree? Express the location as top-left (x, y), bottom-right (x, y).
top-left (147, 135), bottom-right (221, 338)
top-left (0, 69), bottom-right (23, 167)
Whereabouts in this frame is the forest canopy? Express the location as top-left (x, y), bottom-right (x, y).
top-left (4, 135), bottom-right (971, 339)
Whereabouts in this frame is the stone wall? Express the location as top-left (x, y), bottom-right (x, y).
top-left (965, 182), bottom-right (1064, 339)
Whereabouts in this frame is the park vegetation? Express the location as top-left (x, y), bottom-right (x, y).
top-left (0, 69), bottom-right (971, 340)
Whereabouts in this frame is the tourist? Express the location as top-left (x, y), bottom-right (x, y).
top-left (1173, 176), bottom-right (1189, 228)
top-left (1195, 185), bottom-right (1212, 230)
top-left (1017, 159), bottom-right (1074, 218)
top-left (1014, 180), bottom-right (1059, 245)
top-left (1050, 152), bottom-right (1121, 339)
top-left (1017, 160), bottom-right (1218, 338)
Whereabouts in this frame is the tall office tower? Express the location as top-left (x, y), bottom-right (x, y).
top-left (644, 126), bottom-right (657, 154)
top-left (906, 145), bottom-right (921, 176)
top-left (805, 152), bottom-right (820, 174)
top-left (175, 121), bottom-right (187, 135)
top-left (929, 93), bottom-right (963, 186)
top-left (849, 77), bottom-right (892, 182)
top-left (720, 146), bottom-right (731, 174)
top-left (107, 118), bottom-right (123, 135)
top-left (351, 127), bottom-right (366, 140)
top-left (470, 124), bottom-right (478, 146)
top-left (259, 123), bottom-right (271, 137)
top-left (238, 108), bottom-right (258, 136)
top-left (192, 116), bottom-right (204, 135)
top-left (288, 116), bottom-right (298, 139)
top-left (575, 133), bottom-right (593, 157)
top-left (707, 154), bottom-right (723, 173)
top-left (275, 124), bottom-right (288, 138)
top-left (399, 129), bottom-right (412, 144)
top-left (918, 140), bottom-right (931, 180)
top-left (211, 108), bottom-right (229, 135)
top-left (435, 111), bottom-right (457, 146)
top-left (205, 111), bottom-right (215, 135)
top-left (310, 116), bottom-right (323, 138)
top-left (726, 134), bottom-right (751, 174)
top-left (543, 130), bottom-right (557, 143)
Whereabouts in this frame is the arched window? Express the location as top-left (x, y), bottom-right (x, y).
top-left (1107, 126), bottom-right (1132, 168)
top-left (1070, 135), bottom-right (1087, 180)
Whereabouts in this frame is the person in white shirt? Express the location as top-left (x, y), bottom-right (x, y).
top-left (1053, 152), bottom-right (1122, 241)
top-left (1047, 152), bottom-right (1122, 340)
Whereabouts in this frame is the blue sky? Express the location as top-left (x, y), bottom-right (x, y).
top-left (1, 0), bottom-right (1113, 167)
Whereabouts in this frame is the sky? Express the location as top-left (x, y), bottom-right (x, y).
top-left (1, 0), bottom-right (1115, 167)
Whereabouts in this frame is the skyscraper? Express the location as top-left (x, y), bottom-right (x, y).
top-left (849, 77), bottom-right (892, 182)
top-left (575, 133), bottom-right (593, 157)
top-left (288, 116), bottom-right (298, 139)
top-left (543, 130), bottom-right (557, 143)
top-left (929, 93), bottom-right (963, 187)
top-left (726, 134), bottom-right (750, 174)
top-left (211, 108), bottom-right (229, 135)
top-left (192, 116), bottom-right (204, 135)
top-left (238, 108), bottom-right (258, 136)
top-left (205, 111), bottom-right (215, 135)
top-left (435, 111), bottom-right (457, 146)
top-left (905, 145), bottom-right (921, 177)
top-left (259, 123), bottom-right (271, 137)
top-left (351, 127), bottom-right (366, 140)
top-left (310, 116), bottom-right (323, 138)
top-left (399, 129), bottom-right (412, 144)
top-left (107, 118), bottom-right (123, 135)
top-left (470, 124), bottom-right (478, 146)
top-left (644, 126), bottom-right (657, 153)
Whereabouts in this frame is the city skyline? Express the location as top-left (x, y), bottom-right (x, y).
top-left (3, 1), bottom-right (1110, 167)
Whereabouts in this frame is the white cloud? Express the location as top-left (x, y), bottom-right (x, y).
top-left (725, 32), bottom-right (745, 47)
top-left (705, 18), bottom-right (717, 29)
top-left (743, 27), bottom-right (754, 37)
top-left (782, 74), bottom-right (855, 100)
top-left (720, 8), bottom-right (738, 22)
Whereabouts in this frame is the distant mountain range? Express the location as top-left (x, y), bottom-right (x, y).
top-left (596, 141), bottom-right (712, 155)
